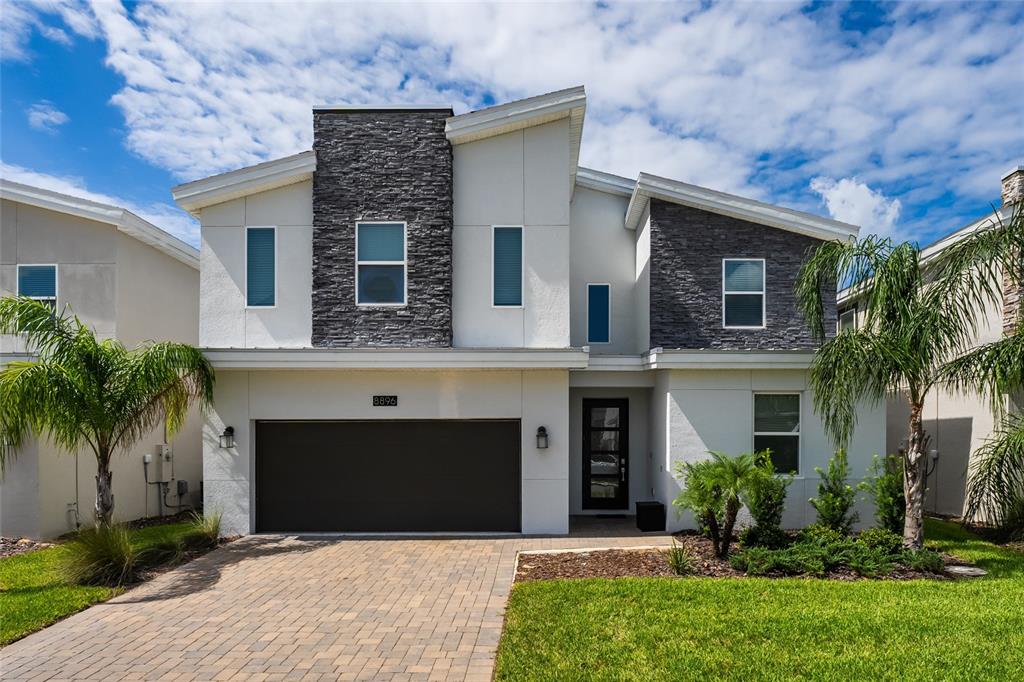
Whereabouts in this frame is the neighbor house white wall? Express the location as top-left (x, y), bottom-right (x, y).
top-left (452, 120), bottom-right (571, 348)
top-left (199, 181), bottom-right (313, 348)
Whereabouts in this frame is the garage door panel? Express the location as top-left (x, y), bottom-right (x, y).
top-left (255, 420), bottom-right (520, 532)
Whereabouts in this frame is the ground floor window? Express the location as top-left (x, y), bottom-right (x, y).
top-left (753, 393), bottom-right (800, 474)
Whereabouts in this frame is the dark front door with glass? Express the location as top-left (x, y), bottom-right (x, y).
top-left (583, 398), bottom-right (629, 509)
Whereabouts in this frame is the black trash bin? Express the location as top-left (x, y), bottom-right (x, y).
top-left (635, 501), bottom-right (666, 532)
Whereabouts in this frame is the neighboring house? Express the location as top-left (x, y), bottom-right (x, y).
top-left (0, 181), bottom-right (201, 539)
top-left (172, 86), bottom-right (885, 537)
top-left (838, 165), bottom-right (1023, 517)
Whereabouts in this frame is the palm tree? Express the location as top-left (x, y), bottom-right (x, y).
top-left (0, 296), bottom-right (215, 527)
top-left (674, 450), bottom-right (760, 558)
top-left (795, 205), bottom-right (1024, 548)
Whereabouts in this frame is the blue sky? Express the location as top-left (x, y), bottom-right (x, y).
top-left (2, 1), bottom-right (1022, 248)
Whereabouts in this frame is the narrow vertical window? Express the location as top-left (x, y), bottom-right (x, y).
top-left (356, 222), bottom-right (406, 305)
top-left (587, 283), bottom-right (611, 343)
top-left (838, 306), bottom-right (857, 332)
top-left (17, 265), bottom-right (57, 312)
top-left (493, 226), bottom-right (523, 307)
top-left (723, 258), bottom-right (765, 328)
top-left (753, 393), bottom-right (801, 474)
top-left (246, 227), bottom-right (276, 307)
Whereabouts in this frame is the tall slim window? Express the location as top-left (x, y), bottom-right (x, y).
top-left (838, 306), bottom-right (857, 333)
top-left (754, 393), bottom-right (800, 474)
top-left (17, 264), bottom-right (57, 312)
top-left (723, 258), bottom-right (765, 328)
top-left (246, 227), bottom-right (276, 307)
top-left (356, 222), bottom-right (406, 305)
top-left (492, 226), bottom-right (523, 307)
top-left (587, 283), bottom-right (611, 343)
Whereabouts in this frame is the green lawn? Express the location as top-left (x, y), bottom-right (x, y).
top-left (496, 520), bottom-right (1024, 681)
top-left (0, 522), bottom-right (192, 646)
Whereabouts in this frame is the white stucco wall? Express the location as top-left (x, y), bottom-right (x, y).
top-left (452, 120), bottom-right (571, 348)
top-left (634, 210), bottom-right (651, 353)
top-left (199, 181), bottom-right (313, 348)
top-left (204, 369), bottom-right (570, 536)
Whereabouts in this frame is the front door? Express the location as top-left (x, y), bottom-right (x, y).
top-left (582, 398), bottom-right (628, 509)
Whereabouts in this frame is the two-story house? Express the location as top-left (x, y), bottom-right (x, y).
top-left (1, 180), bottom-right (201, 538)
top-left (173, 86), bottom-right (885, 537)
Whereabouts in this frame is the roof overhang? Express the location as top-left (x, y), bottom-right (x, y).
top-left (643, 348), bottom-right (816, 370)
top-left (446, 86), bottom-right (586, 192)
top-left (624, 172), bottom-right (859, 242)
top-left (203, 347), bottom-right (590, 370)
top-left (575, 167), bottom-right (635, 198)
top-left (0, 180), bottom-right (198, 269)
top-left (171, 150), bottom-right (316, 217)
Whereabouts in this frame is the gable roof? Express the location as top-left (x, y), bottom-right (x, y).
top-left (0, 180), bottom-right (198, 268)
top-left (624, 172), bottom-right (859, 242)
top-left (172, 150), bottom-right (316, 216)
top-left (576, 167), bottom-right (635, 198)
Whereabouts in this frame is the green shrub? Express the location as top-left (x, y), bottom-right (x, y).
top-left (900, 548), bottom-right (945, 573)
top-left (798, 524), bottom-right (847, 547)
top-left (730, 545), bottom-right (827, 577)
top-left (845, 544), bottom-right (895, 577)
top-left (674, 451), bottom-right (761, 558)
top-left (181, 511), bottom-right (221, 550)
top-left (663, 540), bottom-right (693, 576)
top-left (61, 525), bottom-right (138, 586)
top-left (809, 449), bottom-right (859, 533)
top-left (858, 527), bottom-right (904, 556)
top-left (858, 454), bottom-right (905, 534)
top-left (740, 452), bottom-right (792, 549)
top-left (739, 525), bottom-right (790, 549)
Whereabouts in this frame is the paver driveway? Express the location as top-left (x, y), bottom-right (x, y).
top-left (1, 531), bottom-right (671, 681)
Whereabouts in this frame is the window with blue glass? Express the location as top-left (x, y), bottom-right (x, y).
top-left (357, 222), bottom-right (406, 305)
top-left (587, 283), bottom-right (611, 343)
top-left (723, 258), bottom-right (765, 328)
top-left (492, 226), bottom-right (522, 307)
top-left (246, 227), bottom-right (276, 307)
top-left (17, 264), bottom-right (57, 312)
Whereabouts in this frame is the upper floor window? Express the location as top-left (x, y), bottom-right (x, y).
top-left (246, 227), bottom-right (276, 307)
top-left (587, 283), bottom-right (611, 344)
top-left (838, 306), bottom-right (857, 333)
top-left (356, 222), bottom-right (406, 306)
top-left (723, 258), bottom-right (765, 328)
top-left (492, 226), bottom-right (523, 307)
top-left (17, 264), bottom-right (57, 312)
top-left (754, 393), bottom-right (800, 474)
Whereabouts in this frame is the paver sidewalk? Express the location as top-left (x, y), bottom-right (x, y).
top-left (0, 531), bottom-right (671, 681)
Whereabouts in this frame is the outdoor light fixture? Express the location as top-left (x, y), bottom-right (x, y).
top-left (219, 426), bottom-right (235, 449)
top-left (536, 426), bottom-right (549, 449)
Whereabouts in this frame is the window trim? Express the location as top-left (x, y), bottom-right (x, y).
top-left (244, 226), bottom-right (278, 309)
top-left (491, 225), bottom-right (524, 309)
top-left (16, 263), bottom-right (59, 311)
top-left (752, 391), bottom-right (801, 476)
top-left (355, 221), bottom-right (408, 307)
top-left (586, 282), bottom-right (612, 344)
top-left (722, 258), bottom-right (766, 329)
top-left (838, 305), bottom-right (857, 333)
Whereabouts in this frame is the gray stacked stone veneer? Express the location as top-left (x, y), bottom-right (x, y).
top-left (311, 109), bottom-right (454, 347)
top-left (648, 199), bottom-right (836, 350)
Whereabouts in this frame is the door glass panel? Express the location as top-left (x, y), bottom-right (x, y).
top-left (589, 407), bottom-right (620, 428)
top-left (590, 453), bottom-right (620, 475)
top-left (590, 479), bottom-right (620, 499)
top-left (590, 431), bottom-right (620, 452)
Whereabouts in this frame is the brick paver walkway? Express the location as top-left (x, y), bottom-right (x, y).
top-left (1, 530), bottom-right (671, 681)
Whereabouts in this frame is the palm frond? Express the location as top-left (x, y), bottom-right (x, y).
top-left (940, 331), bottom-right (1024, 409)
top-left (965, 413), bottom-right (1024, 532)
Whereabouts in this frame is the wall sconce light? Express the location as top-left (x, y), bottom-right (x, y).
top-left (536, 426), bottom-right (549, 450)
top-left (219, 426), bottom-right (235, 449)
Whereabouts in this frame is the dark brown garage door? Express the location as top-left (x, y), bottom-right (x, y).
top-left (255, 420), bottom-right (521, 532)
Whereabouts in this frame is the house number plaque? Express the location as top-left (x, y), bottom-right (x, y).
top-left (372, 395), bottom-right (398, 407)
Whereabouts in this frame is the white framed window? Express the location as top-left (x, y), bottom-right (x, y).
top-left (722, 258), bottom-right (765, 328)
top-left (16, 264), bottom-right (58, 312)
top-left (838, 306), bottom-right (857, 333)
top-left (587, 283), bottom-right (611, 344)
top-left (492, 226), bottom-right (523, 307)
top-left (753, 393), bottom-right (801, 474)
top-left (245, 226), bottom-right (277, 308)
top-left (356, 221), bottom-right (407, 306)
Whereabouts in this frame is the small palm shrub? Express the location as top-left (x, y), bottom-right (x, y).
top-left (858, 527), bottom-right (903, 556)
top-left (61, 525), bottom-right (138, 586)
top-left (663, 540), bottom-right (693, 575)
top-left (858, 454), bottom-right (905, 534)
top-left (674, 451), bottom-right (760, 558)
top-left (809, 449), bottom-right (859, 534)
top-left (740, 452), bottom-right (792, 549)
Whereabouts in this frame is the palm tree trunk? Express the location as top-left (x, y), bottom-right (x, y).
top-left (903, 402), bottom-right (930, 549)
top-left (719, 497), bottom-right (740, 558)
top-left (95, 451), bottom-right (115, 527)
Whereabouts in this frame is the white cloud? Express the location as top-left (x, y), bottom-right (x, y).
top-left (810, 176), bottom-right (902, 238)
top-left (0, 162), bottom-right (199, 247)
top-left (26, 101), bottom-right (70, 133)
top-left (0, 0), bottom-right (98, 61)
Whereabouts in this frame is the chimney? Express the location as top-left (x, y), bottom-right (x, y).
top-left (1003, 165), bottom-right (1024, 207)
top-left (1002, 164), bottom-right (1023, 335)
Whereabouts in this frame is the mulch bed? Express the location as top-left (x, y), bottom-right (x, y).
top-left (0, 537), bottom-right (53, 559)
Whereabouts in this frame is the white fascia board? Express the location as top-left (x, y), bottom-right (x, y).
top-left (644, 349), bottom-right (816, 370)
top-left (624, 173), bottom-right (859, 242)
top-left (202, 347), bottom-right (590, 370)
top-left (171, 150), bottom-right (316, 216)
top-left (581, 354), bottom-right (647, 371)
top-left (0, 179), bottom-right (198, 269)
top-left (575, 167), bottom-right (636, 198)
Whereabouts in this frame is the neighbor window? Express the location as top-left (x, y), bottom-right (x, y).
top-left (754, 393), bottom-right (800, 474)
top-left (492, 226), bottom-right (523, 307)
top-left (246, 227), bottom-right (276, 307)
top-left (17, 264), bottom-right (57, 312)
top-left (587, 283), bottom-right (611, 343)
top-left (838, 306), bottom-right (857, 333)
top-left (723, 258), bottom-right (765, 328)
top-left (356, 222), bottom-right (406, 305)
